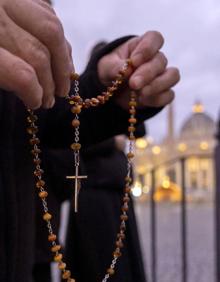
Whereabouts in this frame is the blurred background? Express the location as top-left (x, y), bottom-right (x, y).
top-left (53, 1), bottom-right (220, 282)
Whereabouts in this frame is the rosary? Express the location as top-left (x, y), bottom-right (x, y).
top-left (27, 59), bottom-right (138, 282)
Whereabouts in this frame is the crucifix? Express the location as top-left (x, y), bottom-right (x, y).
top-left (66, 166), bottom-right (87, 213)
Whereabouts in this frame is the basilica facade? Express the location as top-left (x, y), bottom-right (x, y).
top-left (133, 102), bottom-right (217, 201)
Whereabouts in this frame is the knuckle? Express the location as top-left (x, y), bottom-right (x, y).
top-left (33, 50), bottom-right (50, 71)
top-left (15, 64), bottom-right (36, 91)
top-left (45, 18), bottom-right (64, 43)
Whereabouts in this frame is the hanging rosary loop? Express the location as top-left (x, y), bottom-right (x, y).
top-left (27, 58), bottom-right (138, 282)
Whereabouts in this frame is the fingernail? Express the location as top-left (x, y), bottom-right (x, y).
top-left (132, 76), bottom-right (143, 89)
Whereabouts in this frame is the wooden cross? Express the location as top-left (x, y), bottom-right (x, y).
top-left (66, 166), bottom-right (87, 213)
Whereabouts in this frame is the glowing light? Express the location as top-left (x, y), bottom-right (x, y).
top-left (178, 143), bottom-right (187, 152)
top-left (200, 141), bottom-right (209, 150)
top-left (192, 102), bottom-right (204, 113)
top-left (132, 182), bottom-right (142, 197)
top-left (152, 146), bottom-right (161, 155)
top-left (162, 178), bottom-right (171, 189)
top-left (136, 138), bottom-right (148, 149)
top-left (142, 185), bottom-right (150, 194)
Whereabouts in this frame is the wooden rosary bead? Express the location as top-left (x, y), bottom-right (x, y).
top-left (27, 115), bottom-right (38, 123)
top-left (70, 143), bottom-right (81, 151)
top-left (36, 180), bottom-right (45, 188)
top-left (43, 212), bottom-right (52, 221)
top-left (129, 101), bottom-right (137, 107)
top-left (126, 58), bottom-right (133, 66)
top-left (113, 250), bottom-right (122, 258)
top-left (33, 158), bottom-right (41, 165)
top-left (48, 234), bottom-right (57, 242)
top-left (121, 205), bottom-right (129, 212)
top-left (27, 126), bottom-right (38, 135)
top-left (62, 270), bottom-right (71, 279)
top-left (30, 137), bottom-right (40, 145)
top-left (128, 126), bottom-right (135, 133)
top-left (97, 95), bottom-right (105, 104)
top-left (128, 135), bottom-right (136, 141)
top-left (129, 108), bottom-right (136, 115)
top-left (123, 196), bottom-right (130, 203)
top-left (67, 279), bottom-right (76, 282)
top-left (129, 118), bottom-right (137, 124)
top-left (116, 241), bottom-right (124, 248)
top-left (31, 148), bottom-right (41, 155)
top-left (54, 253), bottom-right (63, 262)
top-left (127, 152), bottom-right (134, 159)
top-left (125, 187), bottom-right (131, 193)
top-left (107, 268), bottom-right (115, 275)
top-left (125, 176), bottom-right (132, 183)
top-left (120, 214), bottom-right (128, 221)
top-left (38, 191), bottom-right (48, 199)
top-left (71, 105), bottom-right (82, 114)
top-left (72, 95), bottom-right (81, 102)
top-left (58, 262), bottom-right (66, 270)
top-left (90, 98), bottom-right (99, 106)
top-left (34, 169), bottom-right (44, 177)
top-left (51, 245), bottom-right (61, 252)
top-left (71, 119), bottom-right (80, 127)
top-left (70, 72), bottom-right (79, 81)
top-left (117, 233), bottom-right (125, 240)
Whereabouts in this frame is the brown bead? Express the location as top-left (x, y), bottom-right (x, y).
top-left (31, 148), bottom-right (41, 155)
top-left (43, 212), bottom-right (52, 221)
top-left (62, 270), bottom-right (71, 279)
top-left (129, 108), bottom-right (136, 115)
top-left (30, 137), bottom-right (40, 145)
top-left (70, 72), bottom-right (79, 81)
top-left (120, 214), bottom-right (128, 221)
top-left (128, 126), bottom-right (135, 133)
top-left (126, 58), bottom-right (133, 67)
top-left (34, 169), bottom-right (44, 177)
top-left (27, 115), bottom-right (38, 123)
top-left (69, 100), bottom-right (75, 105)
top-left (121, 204), bottom-right (129, 212)
top-left (129, 118), bottom-right (137, 124)
top-left (128, 135), bottom-right (136, 141)
top-left (71, 119), bottom-right (80, 127)
top-left (90, 98), bottom-right (99, 106)
top-left (125, 176), bottom-right (132, 183)
top-left (33, 158), bottom-right (41, 165)
top-left (36, 180), bottom-right (45, 188)
top-left (129, 101), bottom-right (137, 107)
top-left (51, 244), bottom-right (61, 252)
top-left (97, 95), bottom-right (105, 104)
top-left (113, 251), bottom-right (122, 258)
top-left (27, 126), bottom-right (38, 135)
top-left (70, 143), bottom-right (81, 151)
top-left (127, 152), bottom-right (134, 159)
top-left (117, 233), bottom-right (125, 240)
top-left (71, 105), bottom-right (82, 114)
top-left (116, 240), bottom-right (124, 248)
top-left (123, 196), bottom-right (130, 203)
top-left (48, 234), bottom-right (57, 242)
top-left (72, 95), bottom-right (81, 102)
top-left (54, 253), bottom-right (63, 262)
top-left (125, 187), bottom-right (131, 193)
top-left (38, 191), bottom-right (48, 199)
top-left (119, 69), bottom-right (126, 76)
top-left (58, 262), bottom-right (66, 270)
top-left (107, 86), bottom-right (117, 93)
top-left (107, 268), bottom-right (115, 275)
top-left (103, 92), bottom-right (110, 101)
top-left (84, 99), bottom-right (91, 108)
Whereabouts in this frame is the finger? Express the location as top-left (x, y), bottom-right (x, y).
top-left (129, 52), bottom-right (168, 90)
top-left (0, 47), bottom-right (43, 109)
top-left (7, 0), bottom-right (74, 97)
top-left (139, 67), bottom-right (180, 96)
top-left (0, 10), bottom-right (55, 108)
top-left (130, 31), bottom-right (164, 67)
top-left (139, 89), bottom-right (175, 108)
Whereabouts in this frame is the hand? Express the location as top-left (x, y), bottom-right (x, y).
top-left (98, 31), bottom-right (180, 109)
top-left (0, 0), bottom-right (74, 109)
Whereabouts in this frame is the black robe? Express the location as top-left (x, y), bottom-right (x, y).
top-left (0, 37), bottom-right (161, 282)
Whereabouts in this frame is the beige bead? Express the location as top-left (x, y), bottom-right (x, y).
top-left (48, 234), bottom-right (57, 242)
top-left (43, 212), bottom-right (52, 221)
top-left (62, 270), bottom-right (71, 279)
top-left (51, 245), bottom-right (61, 252)
top-left (127, 152), bottom-right (134, 159)
top-left (38, 191), bottom-right (48, 199)
top-left (54, 253), bottom-right (63, 262)
top-left (58, 262), bottom-right (66, 270)
top-left (70, 143), bottom-right (81, 151)
top-left (107, 268), bottom-right (115, 275)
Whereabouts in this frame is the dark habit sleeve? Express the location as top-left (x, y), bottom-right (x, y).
top-left (40, 36), bottom-right (163, 148)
